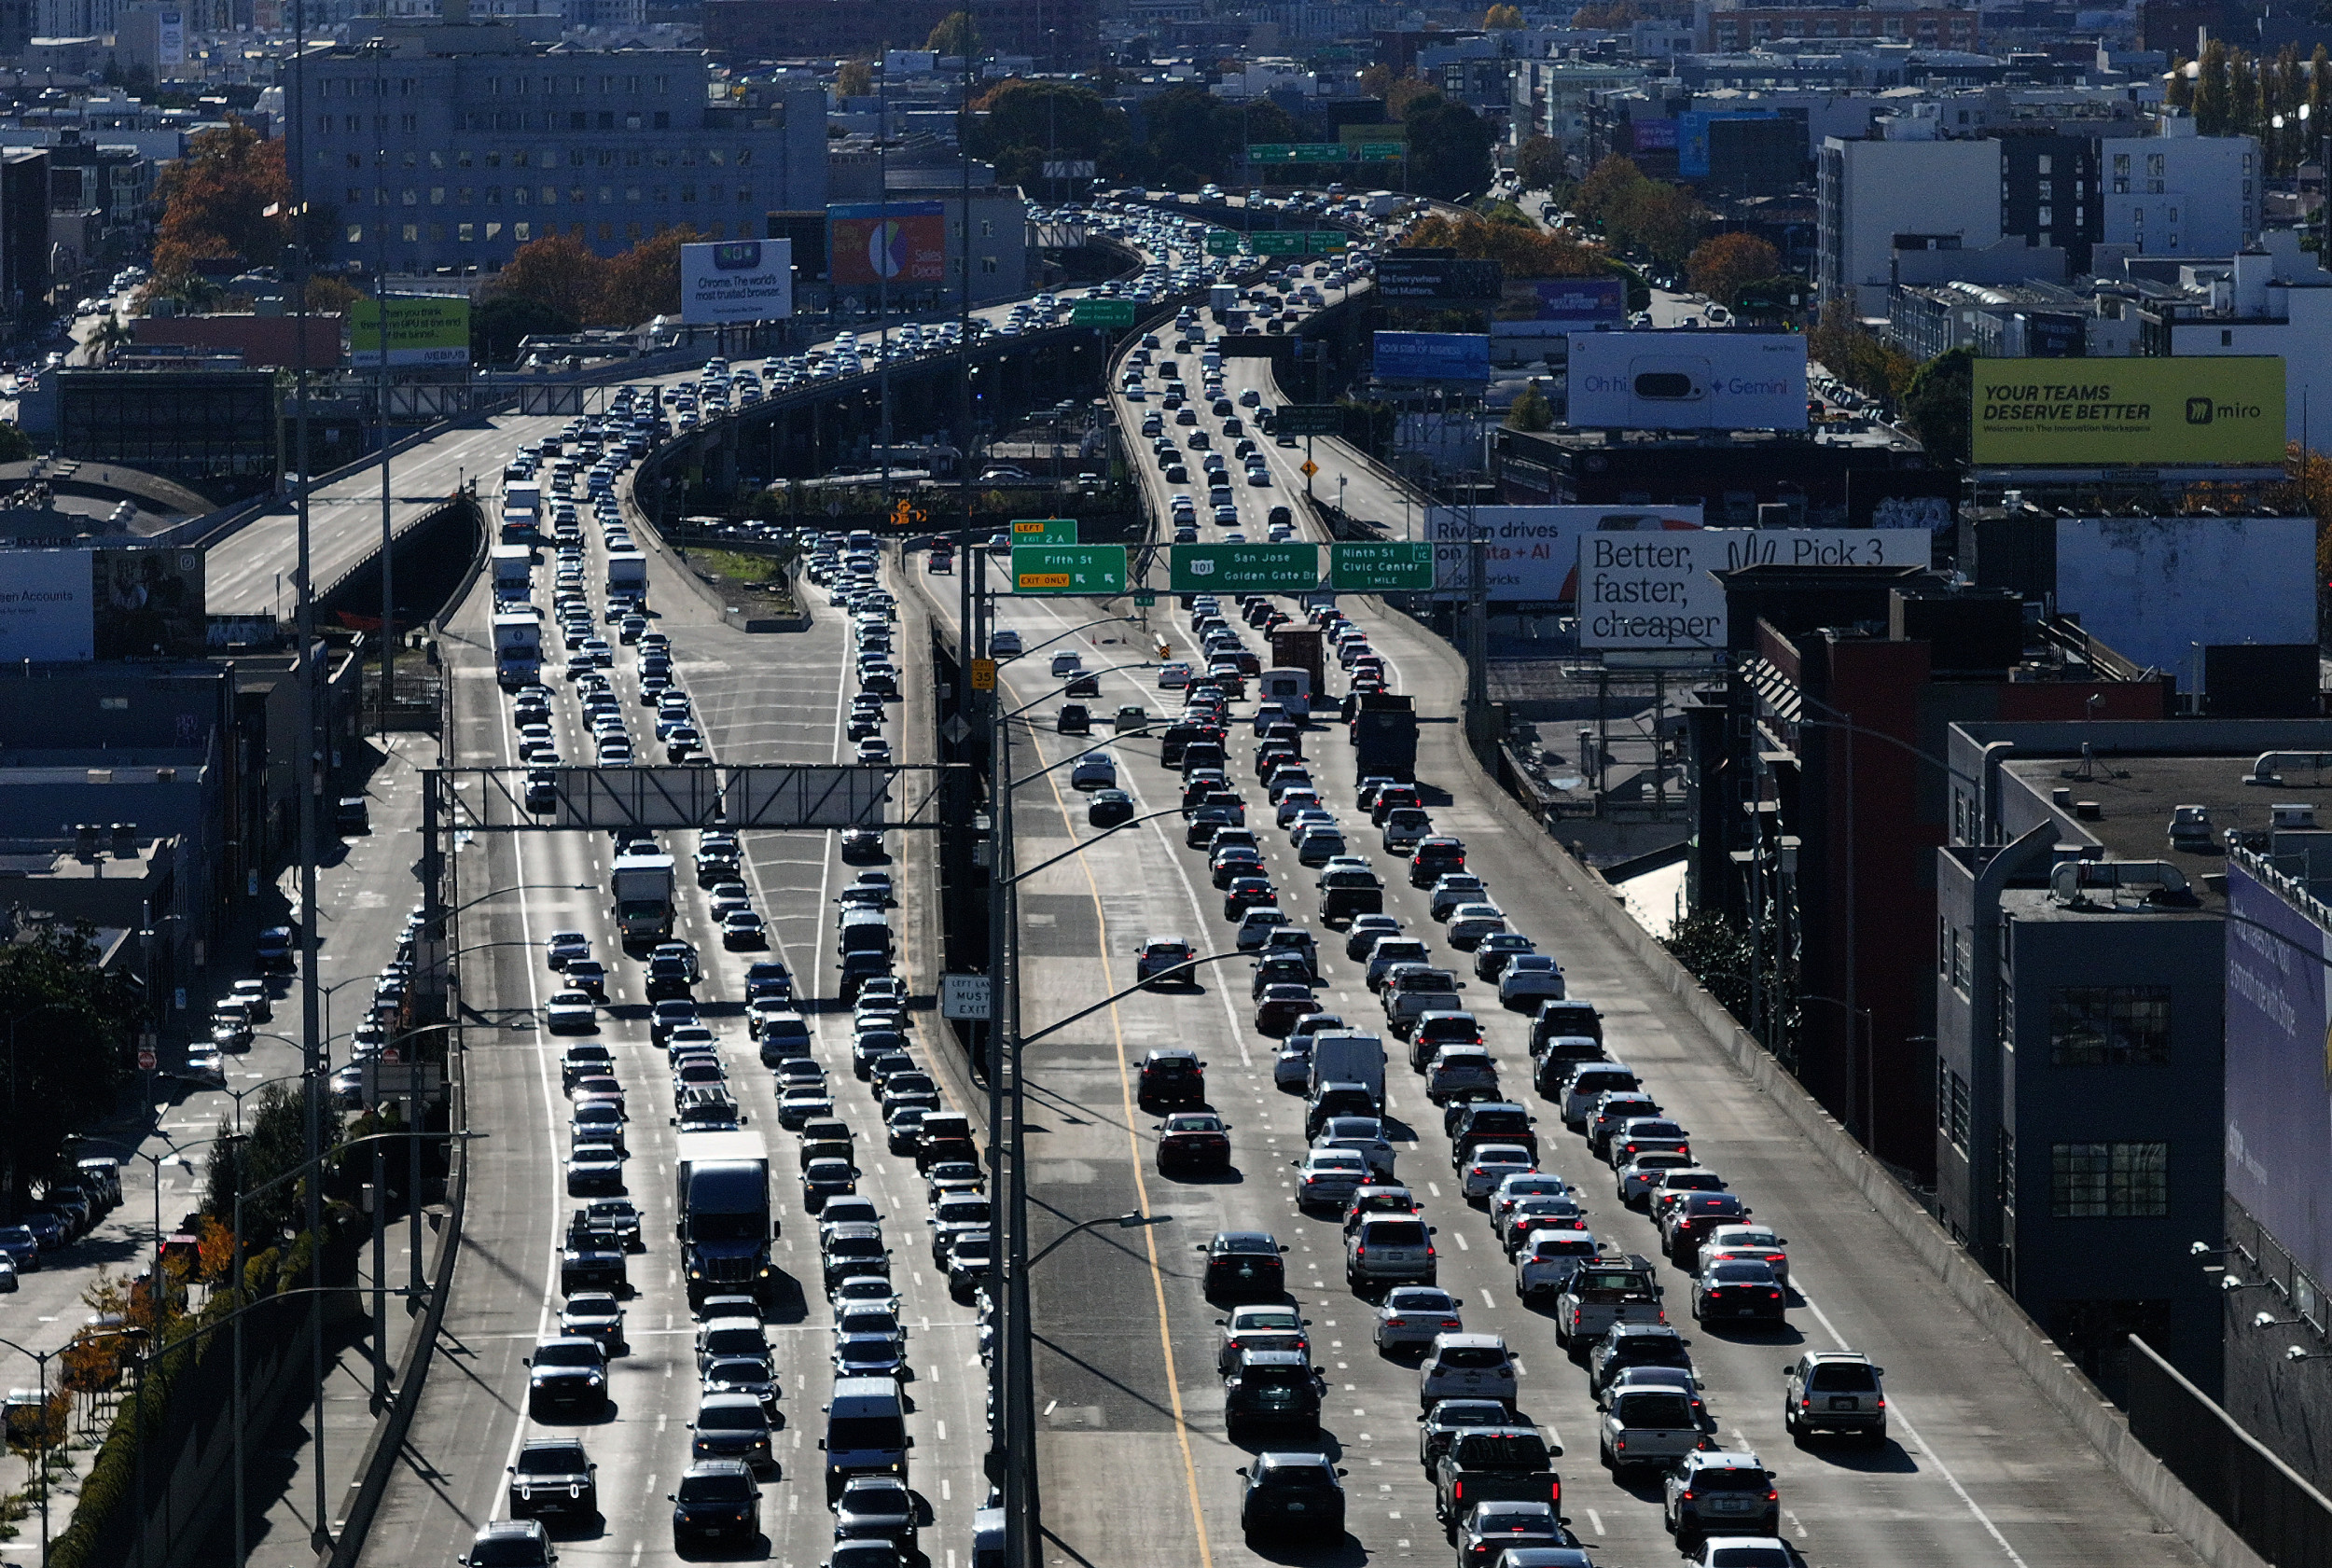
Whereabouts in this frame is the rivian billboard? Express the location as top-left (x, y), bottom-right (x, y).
top-left (1971, 357), bottom-right (2284, 465)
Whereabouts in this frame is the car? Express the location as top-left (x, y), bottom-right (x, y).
top-left (701, 1353), bottom-right (781, 1421)
top-left (1589, 1323), bottom-right (1694, 1399)
top-left (547, 931), bottom-right (590, 969)
top-left (1418, 1397), bottom-right (1513, 1471)
top-left (1050, 650), bottom-right (1084, 677)
top-left (1236, 1450), bottom-right (1347, 1543)
top-left (1134, 937), bottom-right (1196, 986)
top-left (1198, 1230), bottom-right (1287, 1300)
top-left (1783, 1349), bottom-right (1885, 1442)
top-left (1426, 1046), bottom-right (1500, 1105)
top-left (1513, 1227), bottom-right (1602, 1302)
top-left (507, 1436), bottom-right (599, 1520)
top-left (457, 1519), bottom-right (558, 1566)
top-left (1136, 1046), bottom-right (1205, 1109)
top-left (668, 1459), bottom-right (762, 1551)
top-left (560, 1291), bottom-right (627, 1354)
top-left (1701, 1225), bottom-right (1791, 1290)
top-left (1056, 702), bottom-right (1091, 734)
top-left (1313, 1116), bottom-right (1395, 1178)
top-left (833, 1474), bottom-right (918, 1551)
top-left (544, 990), bottom-right (596, 1034)
top-left (524, 1336), bottom-right (608, 1417)
top-left (1069, 752), bottom-right (1117, 791)
top-left (1616, 1154), bottom-right (1698, 1207)
top-left (1663, 1450), bottom-right (1781, 1541)
top-left (1693, 1258), bottom-right (1786, 1325)
top-left (945, 1228), bottom-right (994, 1298)
top-left (1499, 954), bottom-right (1567, 1007)
top-left (1445, 904), bottom-right (1508, 950)
top-left (1292, 1146), bottom-right (1369, 1211)
top-left (1419, 1333), bottom-right (1519, 1410)
top-left (1454, 1502), bottom-right (1575, 1568)
top-left (1373, 1285), bottom-right (1464, 1352)
top-left (1223, 1347), bottom-right (1324, 1435)
top-left (1683, 1539), bottom-right (1808, 1568)
top-left (720, 909), bottom-right (768, 949)
top-left (1088, 787), bottom-right (1136, 828)
top-left (1215, 1304), bottom-right (1309, 1373)
top-left (1663, 1191), bottom-right (1753, 1267)
top-left (1158, 1111), bottom-right (1232, 1174)
top-left (1344, 914), bottom-right (1402, 961)
top-left (1461, 1145), bottom-right (1537, 1200)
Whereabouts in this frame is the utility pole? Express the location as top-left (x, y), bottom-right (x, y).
top-left (877, 57), bottom-right (892, 511)
top-left (372, 37), bottom-right (394, 738)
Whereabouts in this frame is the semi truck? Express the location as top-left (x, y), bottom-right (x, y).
top-left (1262, 627), bottom-right (1326, 719)
top-left (492, 612), bottom-right (543, 689)
top-left (1209, 284), bottom-right (1239, 317)
top-left (673, 1130), bottom-right (777, 1309)
top-left (1351, 691), bottom-right (1418, 781)
top-left (610, 852), bottom-right (676, 945)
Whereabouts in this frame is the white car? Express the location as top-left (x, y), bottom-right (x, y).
top-left (1158, 661), bottom-right (1192, 688)
top-left (1373, 1285), bottom-right (1464, 1352)
top-left (1499, 955), bottom-right (1566, 1007)
top-left (1700, 1224), bottom-right (1791, 1289)
top-left (181, 1046), bottom-right (227, 1084)
top-left (1460, 1145), bottom-right (1536, 1200)
top-left (1293, 1147), bottom-right (1370, 1211)
top-left (1444, 904), bottom-right (1507, 950)
top-left (546, 991), bottom-right (598, 1034)
top-left (1050, 651), bottom-right (1084, 678)
top-left (1272, 1036), bottom-right (1312, 1089)
top-left (0, 1255), bottom-right (15, 1291)
top-left (1312, 1117), bottom-right (1395, 1178)
top-left (1514, 1227), bottom-right (1602, 1301)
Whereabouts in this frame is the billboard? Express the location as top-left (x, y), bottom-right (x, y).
top-left (2053, 516), bottom-right (2314, 674)
top-left (157, 7), bottom-right (184, 65)
top-left (1567, 331), bottom-right (1807, 431)
top-left (1630, 118), bottom-right (1678, 153)
top-left (1676, 108), bottom-right (1782, 177)
top-left (2226, 859), bottom-right (2332, 1285)
top-left (347, 295), bottom-right (471, 368)
top-left (0, 546), bottom-right (207, 661)
top-left (1373, 332), bottom-right (1490, 382)
top-left (1577, 528), bottom-right (1931, 649)
top-left (828, 201), bottom-right (947, 286)
top-left (679, 239), bottom-right (794, 325)
top-left (1374, 255), bottom-right (1504, 302)
top-left (1970, 357), bottom-right (2284, 465)
top-left (1424, 504), bottom-right (1704, 603)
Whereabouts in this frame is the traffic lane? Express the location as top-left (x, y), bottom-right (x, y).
top-left (1291, 599), bottom-right (2206, 1567)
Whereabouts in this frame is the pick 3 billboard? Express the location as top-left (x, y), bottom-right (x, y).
top-left (1566, 332), bottom-right (1807, 431)
top-left (1578, 528), bottom-right (1931, 649)
top-left (0, 547), bottom-right (207, 661)
top-left (679, 239), bottom-right (795, 325)
top-left (828, 201), bottom-right (947, 286)
top-left (348, 296), bottom-right (472, 368)
top-left (1970, 357), bottom-right (2284, 465)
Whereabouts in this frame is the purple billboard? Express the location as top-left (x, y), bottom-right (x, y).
top-left (2225, 858), bottom-right (2332, 1282)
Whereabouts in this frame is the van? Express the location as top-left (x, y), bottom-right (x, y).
top-left (838, 909), bottom-right (895, 959)
top-left (1181, 740), bottom-right (1227, 778)
top-left (823, 1376), bottom-right (911, 1500)
top-left (1529, 999), bottom-right (1604, 1052)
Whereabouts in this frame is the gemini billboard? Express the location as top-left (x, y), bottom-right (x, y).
top-left (1971, 357), bottom-right (2284, 465)
top-left (1567, 332), bottom-right (1807, 431)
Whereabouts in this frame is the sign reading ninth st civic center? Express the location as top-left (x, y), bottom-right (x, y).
top-left (1970, 357), bottom-right (2285, 465)
top-left (1012, 544), bottom-right (1126, 595)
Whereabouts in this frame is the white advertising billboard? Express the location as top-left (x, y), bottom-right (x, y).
top-left (1567, 331), bottom-right (1808, 431)
top-left (680, 239), bottom-right (795, 326)
top-left (1424, 505), bottom-right (1704, 603)
top-left (1578, 529), bottom-right (1934, 649)
top-left (0, 549), bottom-right (93, 660)
top-left (2055, 516), bottom-right (2315, 674)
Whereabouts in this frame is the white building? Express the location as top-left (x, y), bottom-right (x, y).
top-left (1818, 127), bottom-right (2001, 316)
top-left (2130, 234), bottom-right (2332, 443)
top-left (2097, 119), bottom-right (2258, 259)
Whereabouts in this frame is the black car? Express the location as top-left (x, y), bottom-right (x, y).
top-left (1198, 1230), bottom-right (1287, 1300)
top-left (1137, 1048), bottom-right (1206, 1111)
top-left (524, 1337), bottom-right (608, 1418)
top-left (743, 962), bottom-right (793, 1002)
top-left (1089, 788), bottom-right (1136, 828)
top-left (1224, 1348), bottom-right (1325, 1435)
top-left (560, 1244), bottom-right (628, 1297)
top-left (1157, 1112), bottom-right (1232, 1175)
top-left (701, 1353), bottom-right (781, 1420)
top-left (563, 959), bottom-right (607, 1000)
top-left (1587, 1323), bottom-right (1694, 1398)
top-left (668, 1459), bottom-right (761, 1551)
top-left (833, 1474), bottom-right (918, 1551)
top-left (645, 954), bottom-right (696, 1002)
top-left (1238, 1451), bottom-right (1347, 1544)
top-left (577, 1198), bottom-right (644, 1251)
top-left (1057, 702), bottom-right (1091, 734)
top-left (507, 1436), bottom-right (598, 1520)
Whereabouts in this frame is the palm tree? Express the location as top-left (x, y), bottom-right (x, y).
top-left (88, 312), bottom-right (133, 364)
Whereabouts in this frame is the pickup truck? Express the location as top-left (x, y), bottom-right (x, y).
top-left (1553, 1253), bottom-right (1665, 1354)
top-left (1382, 966), bottom-right (1463, 1037)
top-left (1431, 1427), bottom-right (1562, 1527)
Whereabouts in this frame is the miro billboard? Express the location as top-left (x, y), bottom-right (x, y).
top-left (2226, 858), bottom-right (2332, 1284)
top-left (828, 201), bottom-right (947, 286)
top-left (1970, 357), bottom-right (2284, 465)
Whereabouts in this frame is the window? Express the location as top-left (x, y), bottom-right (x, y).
top-left (458, 223), bottom-right (475, 242)
top-left (348, 223), bottom-right (364, 243)
top-left (514, 222), bottom-right (532, 241)
top-left (486, 222), bottom-right (502, 239)
top-left (680, 186), bottom-right (696, 202)
top-left (1947, 1069), bottom-right (1970, 1155)
top-left (402, 113), bottom-right (417, 132)
top-left (1996, 1128), bottom-right (2017, 1215)
top-left (982, 257), bottom-right (997, 273)
top-left (2037, 155), bottom-right (2052, 174)
top-left (1950, 924), bottom-right (1968, 992)
top-left (402, 223), bottom-right (419, 243)
top-left (431, 187), bottom-right (445, 205)
top-left (457, 187), bottom-right (474, 204)
top-left (1937, 915), bottom-right (1950, 978)
top-left (2048, 986), bottom-right (2171, 1065)
top-left (2049, 1142), bottom-right (2168, 1217)
top-left (2223, 329), bottom-right (2234, 347)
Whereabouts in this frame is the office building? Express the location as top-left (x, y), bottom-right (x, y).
top-left (293, 22), bottom-right (828, 277)
top-left (1819, 128), bottom-right (2001, 315)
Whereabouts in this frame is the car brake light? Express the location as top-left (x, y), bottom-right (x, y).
top-left (1550, 1480), bottom-right (1561, 1505)
top-left (1876, 1397), bottom-right (1885, 1408)
top-left (1614, 1438), bottom-right (1625, 1450)
top-left (1452, 1480), bottom-right (1464, 1501)
top-left (1681, 1490), bottom-right (1693, 1502)
top-left (1767, 1490), bottom-right (1779, 1501)
top-left (1385, 1317), bottom-right (1406, 1327)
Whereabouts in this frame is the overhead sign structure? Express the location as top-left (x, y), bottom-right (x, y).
top-left (679, 239), bottom-right (795, 325)
top-left (1071, 298), bottom-right (1136, 327)
top-left (1330, 541), bottom-right (1435, 592)
top-left (1012, 544), bottom-right (1127, 595)
top-left (1169, 543), bottom-right (1320, 592)
top-left (349, 295), bottom-right (472, 368)
top-left (1204, 229), bottom-right (1240, 255)
top-left (1306, 231), bottom-right (1350, 253)
top-left (1273, 405), bottom-right (1345, 437)
top-left (1567, 331), bottom-right (1808, 432)
top-left (1374, 256), bottom-right (1504, 302)
top-left (1577, 528), bottom-right (1932, 649)
top-left (1247, 144), bottom-right (1353, 162)
top-left (1040, 160), bottom-right (1097, 179)
top-left (1249, 232), bottom-right (1307, 255)
top-left (1969, 357), bottom-right (2285, 465)
top-left (1424, 505), bottom-right (1705, 603)
top-left (1011, 518), bottom-right (1077, 545)
top-left (1374, 331), bottom-right (1491, 383)
top-left (828, 201), bottom-right (947, 286)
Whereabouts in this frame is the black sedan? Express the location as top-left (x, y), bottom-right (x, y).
top-left (1157, 1112), bottom-right (1232, 1175)
top-left (1198, 1230), bottom-right (1287, 1301)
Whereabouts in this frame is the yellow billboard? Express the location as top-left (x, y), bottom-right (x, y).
top-left (1971, 357), bottom-right (2284, 465)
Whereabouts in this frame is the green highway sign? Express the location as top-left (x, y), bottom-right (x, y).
top-left (1204, 229), bottom-right (1240, 255)
top-left (1331, 541), bottom-right (1436, 592)
top-left (1247, 144), bottom-right (1352, 163)
top-left (1011, 518), bottom-right (1078, 545)
top-left (1012, 544), bottom-right (1127, 595)
top-left (1133, 592), bottom-right (1157, 607)
top-left (1169, 542), bottom-right (1321, 593)
top-left (1250, 232), bottom-right (1307, 255)
top-left (1357, 144), bottom-right (1407, 160)
top-left (1071, 298), bottom-right (1136, 327)
top-left (1306, 231), bottom-right (1350, 253)
top-left (1273, 404), bottom-right (1344, 437)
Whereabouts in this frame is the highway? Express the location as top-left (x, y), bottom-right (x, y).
top-left (883, 275), bottom-right (2214, 1568)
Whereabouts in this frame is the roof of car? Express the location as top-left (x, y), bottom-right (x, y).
top-left (1214, 1230), bottom-right (1281, 1252)
top-left (1433, 1332), bottom-right (1507, 1351)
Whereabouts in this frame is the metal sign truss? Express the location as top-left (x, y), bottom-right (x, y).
top-left (436, 764), bottom-right (962, 831)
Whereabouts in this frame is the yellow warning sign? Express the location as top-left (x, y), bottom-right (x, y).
top-left (970, 658), bottom-right (997, 690)
top-left (1299, 460), bottom-right (1319, 477)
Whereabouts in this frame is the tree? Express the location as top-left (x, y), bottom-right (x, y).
top-left (599, 225), bottom-right (700, 326)
top-left (150, 115), bottom-right (287, 285)
top-left (491, 231), bottom-right (607, 326)
top-left (1398, 211), bottom-right (1604, 277)
top-left (837, 55), bottom-right (874, 96)
top-left (0, 926), bottom-right (137, 1217)
top-left (1482, 4), bottom-right (1524, 26)
top-left (1506, 379), bottom-right (1553, 431)
top-left (1899, 344), bottom-right (1974, 466)
top-left (969, 80), bottom-right (1133, 187)
top-left (1686, 231), bottom-right (1782, 307)
top-left (89, 312), bottom-right (134, 362)
top-left (927, 10), bottom-right (977, 56)
top-left (304, 274), bottom-right (362, 314)
top-left (1405, 97), bottom-right (1495, 201)
top-left (0, 422), bottom-right (34, 463)
top-left (1809, 299), bottom-right (1915, 405)
top-left (2194, 37), bottom-right (2230, 133)
top-left (2166, 55), bottom-right (2193, 113)
top-left (1574, 154), bottom-right (1647, 230)
top-left (472, 292), bottom-right (576, 364)
top-left (1514, 133), bottom-right (1562, 193)
top-left (1617, 180), bottom-right (1703, 269)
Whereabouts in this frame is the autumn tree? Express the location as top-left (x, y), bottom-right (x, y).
top-left (1506, 379), bottom-right (1554, 430)
top-left (927, 10), bottom-right (977, 56)
top-left (491, 231), bottom-right (608, 326)
top-left (1483, 4), bottom-right (1525, 26)
top-left (150, 115), bottom-right (287, 284)
top-left (304, 274), bottom-right (362, 314)
top-left (1808, 298), bottom-right (1915, 405)
top-left (1686, 231), bottom-right (1782, 307)
top-left (838, 55), bottom-right (874, 96)
top-left (1399, 211), bottom-right (1603, 277)
top-left (600, 225), bottom-right (701, 326)
top-left (1514, 134), bottom-right (1562, 192)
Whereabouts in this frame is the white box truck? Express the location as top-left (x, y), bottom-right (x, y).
top-left (491, 544), bottom-right (532, 598)
top-left (611, 852), bottom-right (675, 944)
top-left (492, 611), bottom-right (542, 689)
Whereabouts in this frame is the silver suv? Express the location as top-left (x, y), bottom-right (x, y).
top-left (1344, 1214), bottom-right (1436, 1291)
top-left (1783, 1350), bottom-right (1885, 1444)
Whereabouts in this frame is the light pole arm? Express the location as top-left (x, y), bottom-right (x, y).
top-left (995, 661), bottom-right (1157, 725)
top-left (992, 616), bottom-right (1139, 667)
top-left (1005, 805), bottom-right (1186, 887)
top-left (1017, 948), bottom-right (1252, 1051)
top-left (1026, 1211), bottom-right (1169, 1270)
